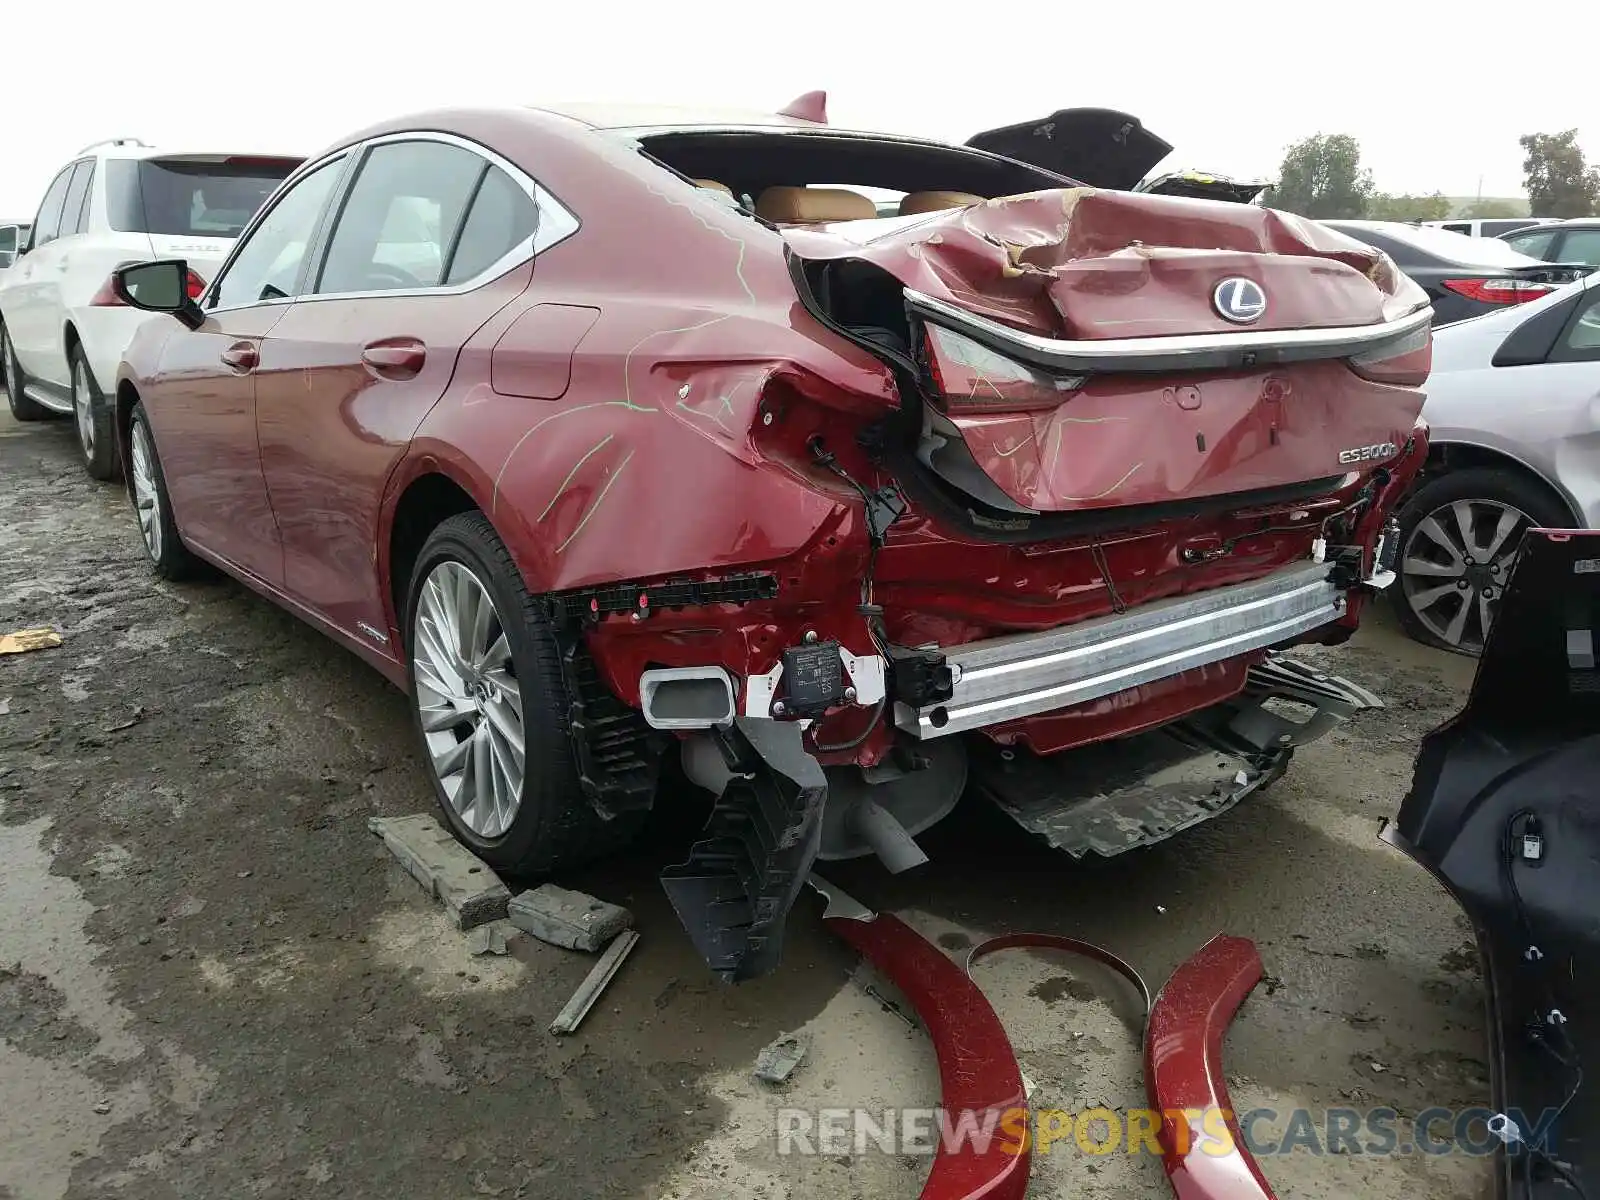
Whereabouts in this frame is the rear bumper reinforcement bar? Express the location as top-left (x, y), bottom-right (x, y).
top-left (905, 288), bottom-right (1432, 375)
top-left (894, 561), bottom-right (1346, 740)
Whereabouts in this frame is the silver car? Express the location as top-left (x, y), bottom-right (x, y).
top-left (1394, 273), bottom-right (1600, 653)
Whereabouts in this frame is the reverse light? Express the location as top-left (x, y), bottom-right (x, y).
top-left (923, 324), bottom-right (1085, 412)
top-left (1441, 277), bottom-right (1553, 306)
top-left (91, 267), bottom-right (207, 307)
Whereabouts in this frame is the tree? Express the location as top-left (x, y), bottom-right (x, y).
top-left (1368, 192), bottom-right (1452, 222)
top-left (1461, 199), bottom-right (1522, 219)
top-left (1519, 130), bottom-right (1600, 218)
top-left (1266, 134), bottom-right (1376, 219)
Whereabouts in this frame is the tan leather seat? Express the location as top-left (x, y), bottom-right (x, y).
top-left (693, 178), bottom-right (734, 196)
top-left (755, 186), bottom-right (877, 224)
top-left (898, 190), bottom-right (986, 216)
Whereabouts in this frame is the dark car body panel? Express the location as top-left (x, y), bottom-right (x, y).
top-left (1387, 528), bottom-right (1600, 1200)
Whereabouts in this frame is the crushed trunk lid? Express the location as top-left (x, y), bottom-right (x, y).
top-left (965, 108), bottom-right (1172, 190)
top-left (783, 188), bottom-right (1432, 524)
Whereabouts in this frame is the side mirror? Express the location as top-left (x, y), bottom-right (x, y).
top-left (112, 260), bottom-right (205, 331)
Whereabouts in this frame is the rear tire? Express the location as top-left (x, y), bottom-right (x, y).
top-left (3, 323), bottom-right (52, 422)
top-left (127, 402), bottom-right (202, 580)
top-left (1392, 466), bottom-right (1574, 655)
top-left (404, 511), bottom-right (641, 876)
top-left (70, 344), bottom-right (118, 480)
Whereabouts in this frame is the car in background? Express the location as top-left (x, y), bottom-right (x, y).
top-left (0, 221), bottom-right (30, 269)
top-left (1319, 220), bottom-right (1593, 326)
top-left (1390, 273), bottom-right (1599, 654)
top-left (1422, 216), bottom-right (1559, 239)
top-left (0, 139), bottom-right (301, 477)
top-left (106, 97), bottom-right (1430, 982)
top-left (1498, 217), bottom-right (1600, 267)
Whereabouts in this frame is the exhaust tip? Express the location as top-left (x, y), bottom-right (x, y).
top-left (639, 667), bottom-right (737, 730)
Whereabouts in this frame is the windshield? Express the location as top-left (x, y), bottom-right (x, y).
top-left (106, 157), bottom-right (300, 239)
top-left (1366, 223), bottom-right (1545, 267)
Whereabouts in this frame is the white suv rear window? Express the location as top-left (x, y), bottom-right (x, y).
top-left (105, 157), bottom-right (300, 239)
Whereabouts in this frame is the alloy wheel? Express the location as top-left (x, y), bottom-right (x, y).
top-left (129, 421), bottom-right (163, 561)
top-left (1400, 497), bottom-right (1530, 654)
top-left (412, 560), bottom-right (526, 838)
top-left (73, 358), bottom-right (95, 458)
top-left (2, 333), bottom-right (17, 401)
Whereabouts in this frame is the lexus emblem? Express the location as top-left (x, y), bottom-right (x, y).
top-left (1213, 277), bottom-right (1267, 324)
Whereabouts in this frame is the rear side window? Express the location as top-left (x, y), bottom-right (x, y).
top-left (105, 158), bottom-right (299, 238)
top-left (60, 161), bottom-right (94, 237)
top-left (314, 141), bottom-right (487, 295)
top-left (1504, 228), bottom-right (1556, 259)
top-left (29, 166), bottom-right (75, 247)
top-left (1557, 230), bottom-right (1600, 267)
top-left (1561, 291), bottom-right (1600, 356)
top-left (444, 165), bottom-right (539, 284)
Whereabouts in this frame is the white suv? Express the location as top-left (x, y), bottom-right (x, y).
top-left (0, 139), bottom-right (301, 477)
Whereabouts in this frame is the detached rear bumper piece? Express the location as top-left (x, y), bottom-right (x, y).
top-left (811, 878), bottom-right (1031, 1200)
top-left (1145, 934), bottom-right (1278, 1200)
top-left (1385, 529), bottom-right (1600, 1200)
top-left (895, 561), bottom-right (1350, 740)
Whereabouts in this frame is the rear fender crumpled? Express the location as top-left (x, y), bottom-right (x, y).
top-left (1384, 528), bottom-right (1600, 1200)
top-left (781, 188), bottom-right (1421, 341)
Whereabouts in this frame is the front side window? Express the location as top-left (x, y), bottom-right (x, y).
top-left (29, 166), bottom-right (75, 248)
top-left (314, 140), bottom-right (490, 295)
top-left (210, 158), bottom-right (345, 309)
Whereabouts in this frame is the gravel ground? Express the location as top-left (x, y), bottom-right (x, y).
top-left (1, 404), bottom-right (1493, 1199)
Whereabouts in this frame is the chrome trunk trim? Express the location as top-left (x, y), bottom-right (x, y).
top-left (893, 561), bottom-right (1346, 739)
top-left (904, 289), bottom-right (1432, 374)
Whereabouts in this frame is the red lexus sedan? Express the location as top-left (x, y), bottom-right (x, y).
top-left (110, 96), bottom-right (1433, 980)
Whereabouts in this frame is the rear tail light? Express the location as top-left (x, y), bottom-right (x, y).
top-left (1348, 316), bottom-right (1432, 386)
top-left (923, 324), bottom-right (1084, 412)
top-left (90, 268), bottom-right (207, 307)
top-left (1441, 277), bottom-right (1553, 305)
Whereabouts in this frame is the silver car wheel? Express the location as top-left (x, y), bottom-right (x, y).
top-left (129, 421), bottom-right (163, 562)
top-left (72, 357), bottom-right (95, 457)
top-left (2, 332), bottom-right (18, 400)
top-left (413, 560), bottom-right (526, 839)
top-left (1400, 497), bottom-right (1529, 653)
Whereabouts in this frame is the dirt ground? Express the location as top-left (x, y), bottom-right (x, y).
top-left (1, 403), bottom-right (1495, 1200)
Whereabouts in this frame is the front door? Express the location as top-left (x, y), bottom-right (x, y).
top-left (255, 137), bottom-right (543, 643)
top-left (154, 154), bottom-right (351, 584)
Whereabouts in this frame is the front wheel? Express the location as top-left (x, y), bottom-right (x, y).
top-left (127, 403), bottom-right (201, 579)
top-left (3, 325), bottom-right (52, 422)
top-left (404, 511), bottom-right (640, 876)
top-left (1392, 466), bottom-right (1574, 655)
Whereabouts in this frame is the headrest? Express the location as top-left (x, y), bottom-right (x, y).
top-left (898, 190), bottom-right (986, 216)
top-left (693, 178), bottom-right (734, 196)
top-left (755, 186), bottom-right (877, 224)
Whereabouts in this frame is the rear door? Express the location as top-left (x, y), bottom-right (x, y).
top-left (149, 155), bottom-right (350, 584)
top-left (254, 135), bottom-right (548, 642)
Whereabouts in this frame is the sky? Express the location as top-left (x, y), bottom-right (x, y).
top-left (2, 0), bottom-right (1593, 219)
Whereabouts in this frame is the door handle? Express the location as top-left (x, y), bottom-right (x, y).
top-left (220, 342), bottom-right (258, 373)
top-left (360, 338), bottom-right (425, 380)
